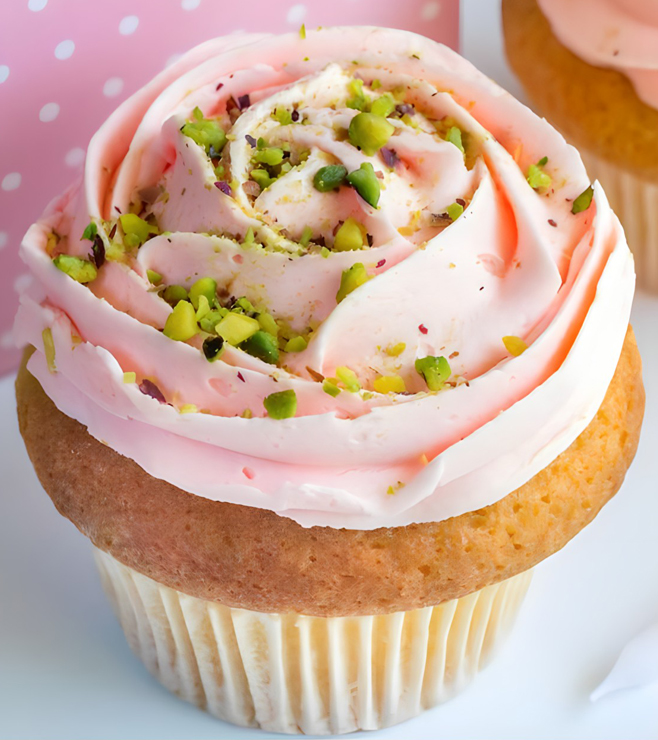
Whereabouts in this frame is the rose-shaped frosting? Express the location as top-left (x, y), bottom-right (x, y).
top-left (538, 0), bottom-right (658, 110)
top-left (14, 27), bottom-right (634, 530)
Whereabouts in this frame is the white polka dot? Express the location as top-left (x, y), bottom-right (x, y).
top-left (286, 4), bottom-right (307, 25)
top-left (65, 147), bottom-right (85, 168)
top-left (119, 15), bottom-right (139, 35)
top-left (14, 273), bottom-right (33, 294)
top-left (1, 173), bottom-right (21, 191)
top-left (421, 1), bottom-right (441, 20)
top-left (28, 0), bottom-right (48, 10)
top-left (103, 77), bottom-right (124, 97)
top-left (0, 232), bottom-right (7, 250)
top-left (0, 330), bottom-right (15, 350)
top-left (0, 66), bottom-right (9, 84)
top-left (181, 0), bottom-right (201, 9)
top-left (39, 102), bottom-right (60, 123)
top-left (54, 40), bottom-right (75, 60)
top-left (165, 52), bottom-right (183, 68)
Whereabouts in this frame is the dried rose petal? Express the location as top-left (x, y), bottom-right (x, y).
top-left (237, 93), bottom-right (251, 110)
top-left (139, 379), bottom-right (166, 404)
top-left (380, 147), bottom-right (400, 170)
top-left (291, 109), bottom-right (300, 122)
top-left (245, 134), bottom-right (257, 148)
top-left (237, 371), bottom-right (246, 383)
top-left (419, 324), bottom-right (428, 335)
top-left (214, 181), bottom-right (233, 196)
top-left (216, 81), bottom-right (224, 92)
top-left (242, 180), bottom-right (261, 198)
top-left (90, 235), bottom-right (105, 268)
top-left (396, 103), bottom-right (415, 117)
top-left (376, 259), bottom-right (386, 268)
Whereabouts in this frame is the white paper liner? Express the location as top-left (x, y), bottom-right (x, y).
top-left (580, 149), bottom-right (658, 293)
top-left (93, 547), bottom-right (532, 734)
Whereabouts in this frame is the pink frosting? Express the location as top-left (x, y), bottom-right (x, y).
top-left (538, 0), bottom-right (658, 109)
top-left (14, 27), bottom-right (634, 530)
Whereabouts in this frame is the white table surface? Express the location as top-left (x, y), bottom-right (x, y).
top-left (2, 3), bottom-right (658, 738)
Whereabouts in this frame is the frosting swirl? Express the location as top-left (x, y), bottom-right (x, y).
top-left (538, 0), bottom-right (658, 110)
top-left (14, 27), bottom-right (634, 529)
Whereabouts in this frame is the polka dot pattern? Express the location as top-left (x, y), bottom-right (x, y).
top-left (54, 39), bottom-right (75, 60)
top-left (0, 0), bottom-right (458, 376)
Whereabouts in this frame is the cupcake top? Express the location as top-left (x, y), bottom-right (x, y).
top-left (538, 0), bottom-right (658, 109)
top-left (14, 27), bottom-right (634, 530)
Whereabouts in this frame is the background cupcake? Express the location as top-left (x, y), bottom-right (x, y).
top-left (503, 0), bottom-right (658, 293)
top-left (11, 21), bottom-right (647, 739)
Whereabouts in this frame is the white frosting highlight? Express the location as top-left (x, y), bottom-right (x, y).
top-left (538, 0), bottom-right (658, 109)
top-left (13, 27), bottom-right (634, 530)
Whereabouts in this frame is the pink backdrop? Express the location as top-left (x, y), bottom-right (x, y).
top-left (0, 0), bottom-right (459, 376)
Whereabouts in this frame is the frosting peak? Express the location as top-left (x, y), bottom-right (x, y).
top-left (14, 27), bottom-right (634, 529)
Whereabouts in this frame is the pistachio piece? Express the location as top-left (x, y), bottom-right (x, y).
top-left (119, 213), bottom-right (159, 248)
top-left (502, 335), bottom-right (528, 356)
top-left (336, 262), bottom-right (370, 303)
top-left (215, 312), bottom-right (260, 345)
top-left (163, 300), bottom-right (199, 341)
top-left (263, 389), bottom-right (297, 419)
top-left (189, 277), bottom-right (217, 310)
top-left (181, 110), bottom-right (227, 155)
top-left (335, 366), bottom-right (361, 392)
top-left (284, 335), bottom-right (308, 353)
top-left (526, 156), bottom-right (552, 191)
top-left (373, 374), bottom-right (406, 394)
top-left (572, 185), bottom-right (594, 214)
top-left (313, 164), bottom-right (347, 192)
top-left (333, 217), bottom-right (366, 251)
top-left (163, 285), bottom-right (188, 306)
top-left (370, 93), bottom-right (396, 118)
top-left (347, 162), bottom-right (381, 208)
top-left (415, 355), bottom-right (451, 391)
top-left (53, 254), bottom-right (98, 283)
top-left (240, 330), bottom-right (280, 364)
top-left (348, 112), bottom-right (395, 156)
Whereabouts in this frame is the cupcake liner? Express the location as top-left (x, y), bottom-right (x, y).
top-left (94, 547), bottom-right (533, 735)
top-left (580, 149), bottom-right (658, 293)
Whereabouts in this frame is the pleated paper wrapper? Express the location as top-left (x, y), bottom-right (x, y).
top-left (94, 548), bottom-right (532, 735)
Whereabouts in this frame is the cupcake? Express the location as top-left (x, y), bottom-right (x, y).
top-left (503, 0), bottom-right (658, 293)
top-left (14, 26), bottom-right (644, 735)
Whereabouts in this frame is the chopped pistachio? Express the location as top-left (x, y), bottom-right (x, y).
top-left (446, 126), bottom-right (464, 153)
top-left (274, 107), bottom-right (293, 125)
top-left (347, 162), bottom-right (381, 208)
top-left (243, 227), bottom-right (255, 246)
top-left (299, 226), bottom-right (314, 247)
top-left (336, 262), bottom-right (370, 302)
top-left (202, 335), bottom-right (225, 362)
top-left (285, 335), bottom-right (308, 353)
top-left (250, 168), bottom-right (274, 190)
top-left (163, 300), bottom-right (199, 341)
top-left (386, 342), bottom-right (406, 357)
top-left (241, 408), bottom-right (253, 419)
top-left (253, 147), bottom-right (284, 166)
top-left (503, 335), bottom-right (528, 356)
top-left (323, 379), bottom-right (341, 397)
top-left (119, 213), bottom-right (158, 248)
top-left (123, 371), bottom-right (136, 384)
top-left (333, 217), bottom-right (366, 251)
top-left (572, 185), bottom-right (594, 214)
top-left (240, 330), bottom-right (280, 364)
top-left (215, 312), bottom-right (260, 345)
top-left (346, 78), bottom-right (368, 111)
top-left (371, 78), bottom-right (382, 90)
top-left (42, 328), bottom-right (56, 373)
top-left (199, 308), bottom-right (225, 333)
top-left (163, 284), bottom-right (188, 306)
top-left (370, 93), bottom-right (396, 118)
top-left (81, 222), bottom-right (97, 241)
top-left (263, 389), bottom-right (297, 419)
top-left (195, 294), bottom-right (212, 322)
top-left (313, 164), bottom-right (347, 192)
top-left (299, 23), bottom-right (306, 39)
top-left (335, 366), bottom-right (361, 392)
top-left (180, 404), bottom-right (198, 414)
top-left (526, 157), bottom-right (552, 191)
top-left (373, 374), bottom-right (406, 394)
top-left (415, 355), bottom-right (451, 391)
top-left (181, 113), bottom-right (227, 155)
top-left (189, 277), bottom-right (217, 310)
top-left (446, 202), bottom-right (464, 221)
top-left (146, 269), bottom-right (162, 285)
top-left (320, 246), bottom-right (330, 259)
top-left (257, 311), bottom-right (279, 337)
top-left (348, 112), bottom-right (395, 156)
top-left (53, 254), bottom-right (98, 283)
top-left (387, 485), bottom-right (396, 496)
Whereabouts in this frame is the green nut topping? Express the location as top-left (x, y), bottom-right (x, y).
top-left (284, 335), bottom-right (308, 353)
top-left (370, 93), bottom-right (396, 118)
top-left (53, 254), bottom-right (98, 284)
top-left (446, 126), bottom-right (464, 153)
top-left (199, 308), bottom-right (225, 333)
top-left (415, 355), bottom-right (451, 391)
top-left (347, 162), bottom-right (381, 208)
top-left (299, 226), bottom-right (314, 247)
top-left (189, 277), bottom-right (217, 310)
top-left (336, 262), bottom-right (370, 303)
top-left (250, 168), bottom-right (274, 190)
top-left (274, 107), bottom-right (293, 125)
top-left (147, 269), bottom-right (162, 285)
top-left (313, 164), bottom-right (347, 192)
top-left (253, 147), bottom-right (284, 166)
top-left (322, 379), bottom-right (341, 397)
top-left (240, 330), bottom-right (280, 364)
top-left (181, 107), bottom-right (227, 156)
top-left (263, 389), bottom-right (297, 419)
top-left (257, 311), bottom-right (279, 337)
top-left (164, 300), bottom-right (199, 341)
top-left (346, 78), bottom-right (368, 111)
top-left (348, 112), bottom-right (395, 156)
top-left (215, 312), bottom-right (260, 346)
top-left (335, 366), bottom-right (361, 393)
top-left (163, 284), bottom-right (188, 306)
top-left (446, 202), bottom-right (464, 221)
top-left (526, 157), bottom-right (552, 191)
top-left (119, 213), bottom-right (159, 248)
top-left (333, 217), bottom-right (366, 251)
top-left (81, 222), bottom-right (98, 241)
top-left (42, 328), bottom-right (56, 374)
top-left (572, 185), bottom-right (594, 214)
